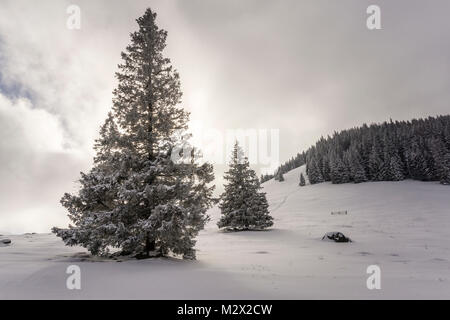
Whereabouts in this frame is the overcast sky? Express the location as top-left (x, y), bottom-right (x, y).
top-left (1, 0), bottom-right (449, 233)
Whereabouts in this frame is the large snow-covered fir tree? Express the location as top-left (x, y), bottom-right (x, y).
top-left (52, 8), bottom-right (215, 259)
top-left (218, 143), bottom-right (274, 231)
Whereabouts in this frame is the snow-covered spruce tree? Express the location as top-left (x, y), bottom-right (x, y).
top-left (218, 143), bottom-right (274, 231)
top-left (321, 154), bottom-right (331, 181)
top-left (381, 134), bottom-right (404, 181)
top-left (352, 159), bottom-right (368, 183)
top-left (429, 137), bottom-right (448, 182)
top-left (441, 153), bottom-right (450, 185)
top-left (329, 153), bottom-right (350, 184)
top-left (52, 9), bottom-right (215, 260)
top-left (405, 137), bottom-right (430, 180)
top-left (347, 149), bottom-right (368, 183)
top-left (275, 170), bottom-right (285, 182)
top-left (307, 155), bottom-right (324, 184)
top-left (299, 173), bottom-right (306, 186)
top-left (368, 142), bottom-right (383, 181)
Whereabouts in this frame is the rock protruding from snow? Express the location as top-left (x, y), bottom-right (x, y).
top-left (0, 239), bottom-right (12, 246)
top-left (322, 232), bottom-right (351, 243)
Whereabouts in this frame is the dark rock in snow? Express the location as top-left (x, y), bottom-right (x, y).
top-left (322, 232), bottom-right (352, 243)
top-left (1, 239), bottom-right (12, 245)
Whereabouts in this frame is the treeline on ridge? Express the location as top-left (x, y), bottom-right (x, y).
top-left (261, 115), bottom-right (450, 185)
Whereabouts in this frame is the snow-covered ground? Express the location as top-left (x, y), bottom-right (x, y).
top-left (1, 165), bottom-right (449, 299)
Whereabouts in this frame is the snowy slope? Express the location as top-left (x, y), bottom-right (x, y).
top-left (1, 165), bottom-right (449, 299)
